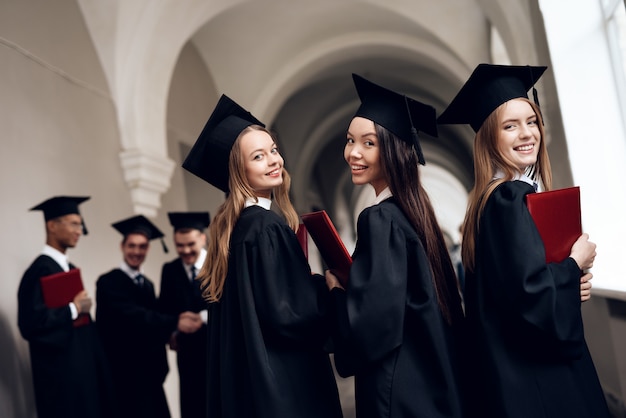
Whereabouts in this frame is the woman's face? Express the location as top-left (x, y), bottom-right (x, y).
top-left (496, 99), bottom-right (541, 172)
top-left (239, 129), bottom-right (284, 199)
top-left (345, 117), bottom-right (387, 195)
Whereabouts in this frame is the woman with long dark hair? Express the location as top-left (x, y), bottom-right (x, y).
top-left (325, 74), bottom-right (466, 418)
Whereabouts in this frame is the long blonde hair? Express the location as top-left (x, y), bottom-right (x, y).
top-left (198, 125), bottom-right (299, 302)
top-left (461, 98), bottom-right (552, 273)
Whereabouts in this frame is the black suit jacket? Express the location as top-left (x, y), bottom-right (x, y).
top-left (96, 268), bottom-right (177, 418)
top-left (159, 258), bottom-right (208, 418)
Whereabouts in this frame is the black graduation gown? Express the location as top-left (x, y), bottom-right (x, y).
top-left (207, 205), bottom-right (343, 418)
top-left (159, 258), bottom-right (208, 418)
top-left (464, 180), bottom-right (609, 418)
top-left (96, 268), bottom-right (178, 418)
top-left (17, 255), bottom-right (118, 418)
top-left (330, 198), bottom-right (466, 418)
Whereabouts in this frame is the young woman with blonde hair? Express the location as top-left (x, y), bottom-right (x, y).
top-left (438, 63), bottom-right (609, 418)
top-left (183, 95), bottom-right (342, 418)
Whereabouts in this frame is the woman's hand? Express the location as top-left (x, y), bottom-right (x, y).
top-left (569, 233), bottom-right (596, 271)
top-left (580, 272), bottom-right (593, 302)
top-left (324, 270), bottom-right (344, 291)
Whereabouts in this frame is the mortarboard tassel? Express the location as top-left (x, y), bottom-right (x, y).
top-left (532, 86), bottom-right (545, 126)
top-left (411, 127), bottom-right (426, 165)
top-left (161, 238), bottom-right (169, 253)
top-left (404, 96), bottom-right (426, 165)
top-left (528, 65), bottom-right (544, 125)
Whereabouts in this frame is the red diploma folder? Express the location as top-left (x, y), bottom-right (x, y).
top-left (40, 268), bottom-right (90, 327)
top-left (296, 223), bottom-right (308, 258)
top-left (525, 186), bottom-right (582, 264)
top-left (301, 210), bottom-right (352, 287)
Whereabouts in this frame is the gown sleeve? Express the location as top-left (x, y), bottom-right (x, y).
top-left (158, 262), bottom-right (182, 316)
top-left (333, 206), bottom-right (407, 375)
top-left (17, 260), bottom-right (74, 348)
top-left (240, 221), bottom-right (330, 346)
top-left (478, 181), bottom-right (584, 358)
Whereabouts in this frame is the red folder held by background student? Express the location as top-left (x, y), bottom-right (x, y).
top-left (525, 186), bottom-right (582, 264)
top-left (301, 210), bottom-right (352, 287)
top-left (40, 268), bottom-right (90, 327)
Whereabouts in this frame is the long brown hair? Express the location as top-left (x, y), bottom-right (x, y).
top-left (376, 124), bottom-right (463, 325)
top-left (198, 125), bottom-right (299, 302)
top-left (461, 98), bottom-right (552, 273)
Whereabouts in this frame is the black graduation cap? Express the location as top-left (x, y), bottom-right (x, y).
top-left (352, 73), bottom-right (438, 165)
top-left (182, 94), bottom-right (265, 193)
top-left (112, 214), bottom-right (168, 252)
top-left (30, 196), bottom-right (90, 235)
top-left (167, 212), bottom-right (211, 232)
top-left (437, 63), bottom-right (547, 132)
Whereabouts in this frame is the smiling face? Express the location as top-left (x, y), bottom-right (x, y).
top-left (239, 129), bottom-right (284, 199)
top-left (121, 233), bottom-right (149, 270)
top-left (345, 117), bottom-right (387, 195)
top-left (496, 98), bottom-right (541, 173)
top-left (174, 229), bottom-right (206, 266)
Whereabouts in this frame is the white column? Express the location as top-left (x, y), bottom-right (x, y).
top-left (539, 0), bottom-right (626, 292)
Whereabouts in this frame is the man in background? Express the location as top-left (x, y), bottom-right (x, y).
top-left (18, 196), bottom-right (117, 418)
top-left (160, 212), bottom-right (210, 418)
top-left (96, 214), bottom-right (202, 418)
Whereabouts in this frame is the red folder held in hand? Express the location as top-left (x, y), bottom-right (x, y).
top-left (296, 223), bottom-right (308, 258)
top-left (40, 268), bottom-right (90, 327)
top-left (301, 210), bottom-right (352, 287)
top-left (525, 186), bottom-right (582, 264)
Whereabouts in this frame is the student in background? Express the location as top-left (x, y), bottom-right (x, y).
top-left (96, 215), bottom-right (202, 418)
top-left (438, 63), bottom-right (608, 418)
top-left (325, 74), bottom-right (466, 418)
top-left (183, 94), bottom-right (343, 418)
top-left (159, 212), bottom-right (210, 418)
top-left (18, 196), bottom-right (117, 418)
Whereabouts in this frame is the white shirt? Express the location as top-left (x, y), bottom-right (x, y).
top-left (42, 245), bottom-right (70, 272)
top-left (184, 248), bottom-right (209, 324)
top-left (245, 196), bottom-right (272, 210)
top-left (119, 261), bottom-right (144, 283)
top-left (185, 248), bottom-right (207, 282)
top-left (373, 187), bottom-right (393, 205)
top-left (493, 170), bottom-right (537, 190)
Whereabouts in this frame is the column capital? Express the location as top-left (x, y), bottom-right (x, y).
top-left (119, 149), bottom-right (175, 217)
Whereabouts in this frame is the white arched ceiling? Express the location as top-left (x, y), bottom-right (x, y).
top-left (190, 0), bottom-right (489, 122)
top-left (253, 31), bottom-right (471, 124)
top-left (477, 0), bottom-right (542, 64)
top-left (76, 0), bottom-right (245, 216)
top-left (75, 0), bottom-right (533, 216)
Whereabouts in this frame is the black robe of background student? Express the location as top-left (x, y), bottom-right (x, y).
top-left (159, 258), bottom-right (208, 418)
top-left (206, 205), bottom-right (343, 418)
top-left (464, 180), bottom-right (609, 418)
top-left (330, 198), bottom-right (466, 418)
top-left (96, 268), bottom-right (178, 418)
top-left (17, 255), bottom-right (118, 418)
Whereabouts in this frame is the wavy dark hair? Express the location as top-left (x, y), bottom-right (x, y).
top-left (376, 124), bottom-right (464, 325)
